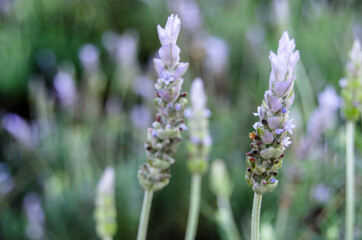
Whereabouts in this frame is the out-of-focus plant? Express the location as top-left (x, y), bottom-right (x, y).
top-left (275, 85), bottom-right (340, 239)
top-left (136, 14), bottom-right (189, 240)
top-left (94, 167), bottom-right (117, 240)
top-left (210, 159), bottom-right (242, 240)
top-left (184, 78), bottom-right (211, 240)
top-left (340, 39), bottom-right (362, 240)
top-left (244, 31), bottom-right (299, 240)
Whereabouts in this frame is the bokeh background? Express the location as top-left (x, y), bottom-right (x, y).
top-left (0, 0), bottom-right (361, 239)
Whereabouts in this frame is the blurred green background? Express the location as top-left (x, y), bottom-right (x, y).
top-left (0, 0), bottom-right (361, 239)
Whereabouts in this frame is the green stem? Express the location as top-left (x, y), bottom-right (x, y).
top-left (185, 174), bottom-right (202, 240)
top-left (137, 190), bottom-right (154, 240)
top-left (251, 193), bottom-right (262, 240)
top-left (217, 195), bottom-right (242, 240)
top-left (346, 121), bottom-right (355, 240)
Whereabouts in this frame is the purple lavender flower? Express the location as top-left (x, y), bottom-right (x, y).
top-left (245, 31), bottom-right (299, 195)
top-left (138, 14), bottom-right (189, 191)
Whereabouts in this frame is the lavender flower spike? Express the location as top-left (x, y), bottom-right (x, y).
top-left (185, 78), bottom-right (211, 174)
top-left (340, 39), bottom-right (362, 121)
top-left (245, 31), bottom-right (299, 195)
top-left (138, 14), bottom-right (189, 192)
top-left (94, 167), bottom-right (117, 240)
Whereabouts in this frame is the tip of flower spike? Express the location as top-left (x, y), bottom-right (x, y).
top-left (97, 167), bottom-right (115, 194)
top-left (349, 39), bottom-right (362, 64)
top-left (190, 78), bottom-right (207, 110)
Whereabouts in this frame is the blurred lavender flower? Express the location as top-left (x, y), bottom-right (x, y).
top-left (79, 44), bottom-right (100, 71)
top-left (169, 0), bottom-right (202, 32)
top-left (94, 167), bottom-right (117, 240)
top-left (132, 75), bottom-right (154, 100)
top-left (138, 14), bottom-right (189, 191)
top-left (246, 25), bottom-right (266, 55)
top-left (2, 113), bottom-right (36, 149)
top-left (297, 86), bottom-right (340, 159)
top-left (185, 78), bottom-right (211, 174)
top-left (272, 0), bottom-right (290, 30)
top-left (0, 163), bottom-right (14, 197)
top-left (102, 30), bottom-right (139, 67)
top-left (340, 39), bottom-right (362, 121)
top-left (53, 71), bottom-right (77, 107)
top-left (311, 184), bottom-right (333, 204)
top-left (203, 36), bottom-right (229, 77)
top-left (23, 193), bottom-right (45, 240)
top-left (245, 31), bottom-right (299, 195)
top-left (130, 105), bottom-right (152, 130)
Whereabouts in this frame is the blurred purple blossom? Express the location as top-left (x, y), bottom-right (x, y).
top-left (78, 44), bottom-right (100, 71)
top-left (203, 36), bottom-right (229, 77)
top-left (169, 0), bottom-right (202, 32)
top-left (53, 71), bottom-right (77, 107)
top-left (23, 193), bottom-right (45, 240)
top-left (297, 86), bottom-right (340, 159)
top-left (102, 30), bottom-right (139, 66)
top-left (130, 105), bottom-right (152, 130)
top-left (2, 114), bottom-right (36, 149)
top-left (311, 184), bottom-right (333, 204)
top-left (132, 76), bottom-right (154, 100)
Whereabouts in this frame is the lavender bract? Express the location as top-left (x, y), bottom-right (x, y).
top-left (138, 14), bottom-right (189, 191)
top-left (245, 31), bottom-right (299, 195)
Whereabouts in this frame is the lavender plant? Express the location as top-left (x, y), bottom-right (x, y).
top-left (244, 31), bottom-right (299, 240)
top-left (137, 14), bottom-right (189, 240)
top-left (94, 167), bottom-right (117, 240)
top-left (184, 78), bottom-right (211, 240)
top-left (340, 39), bottom-right (362, 240)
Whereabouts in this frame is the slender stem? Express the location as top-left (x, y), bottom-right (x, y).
top-left (217, 195), bottom-right (242, 240)
top-left (185, 174), bottom-right (202, 240)
top-left (251, 193), bottom-right (262, 240)
top-left (137, 190), bottom-right (154, 240)
top-left (346, 121), bottom-right (355, 240)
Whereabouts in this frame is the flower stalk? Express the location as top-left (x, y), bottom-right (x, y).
top-left (185, 174), bottom-right (202, 240)
top-left (251, 193), bottom-right (262, 240)
top-left (346, 121), bottom-right (355, 240)
top-left (137, 14), bottom-right (189, 240)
